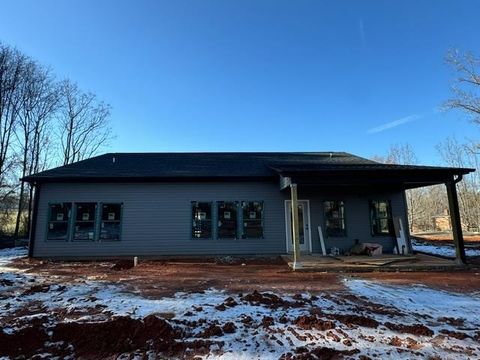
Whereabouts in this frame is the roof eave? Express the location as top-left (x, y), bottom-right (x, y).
top-left (21, 175), bottom-right (278, 184)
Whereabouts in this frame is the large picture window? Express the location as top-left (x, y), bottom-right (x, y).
top-left (73, 203), bottom-right (97, 241)
top-left (100, 203), bottom-right (122, 241)
top-left (323, 201), bottom-right (346, 237)
top-left (47, 203), bottom-right (72, 240)
top-left (242, 201), bottom-right (263, 238)
top-left (370, 200), bottom-right (393, 236)
top-left (192, 202), bottom-right (212, 238)
top-left (217, 201), bottom-right (237, 238)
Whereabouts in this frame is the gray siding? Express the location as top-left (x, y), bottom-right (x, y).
top-left (33, 181), bottom-right (407, 258)
top-left (299, 188), bottom-right (406, 253)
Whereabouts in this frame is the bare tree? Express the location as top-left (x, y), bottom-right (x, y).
top-left (373, 143), bottom-right (428, 232)
top-left (444, 49), bottom-right (480, 124)
top-left (436, 137), bottom-right (480, 232)
top-left (0, 42), bottom-right (115, 238)
top-left (58, 80), bottom-right (112, 165)
top-left (0, 44), bottom-right (27, 196)
top-left (13, 60), bottom-right (59, 238)
top-left (381, 143), bottom-right (418, 165)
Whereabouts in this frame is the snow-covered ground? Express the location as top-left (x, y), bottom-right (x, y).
top-left (1, 247), bottom-right (480, 359)
top-left (412, 239), bottom-right (480, 257)
top-left (0, 246), bottom-right (27, 267)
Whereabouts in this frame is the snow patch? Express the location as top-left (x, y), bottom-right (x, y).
top-left (1, 247), bottom-right (480, 359)
top-left (412, 239), bottom-right (480, 257)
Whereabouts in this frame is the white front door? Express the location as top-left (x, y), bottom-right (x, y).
top-left (285, 200), bottom-right (311, 253)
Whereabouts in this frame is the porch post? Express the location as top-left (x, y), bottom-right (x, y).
top-left (445, 177), bottom-right (467, 265)
top-left (290, 183), bottom-right (302, 269)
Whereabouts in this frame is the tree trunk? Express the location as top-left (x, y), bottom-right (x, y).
top-left (13, 180), bottom-right (26, 239)
top-left (14, 133), bottom-right (29, 239)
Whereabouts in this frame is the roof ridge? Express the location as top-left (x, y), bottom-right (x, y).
top-left (107, 151), bottom-right (348, 155)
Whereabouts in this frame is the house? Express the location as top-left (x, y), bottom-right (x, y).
top-left (23, 152), bottom-right (473, 265)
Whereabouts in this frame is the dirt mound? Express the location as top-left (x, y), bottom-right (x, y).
top-left (222, 322), bottom-right (236, 333)
top-left (295, 315), bottom-right (336, 331)
top-left (22, 284), bottom-right (50, 295)
top-left (0, 278), bottom-right (14, 287)
top-left (241, 290), bottom-right (289, 308)
top-left (281, 346), bottom-right (360, 359)
top-left (439, 329), bottom-right (469, 340)
top-left (384, 322), bottom-right (433, 337)
top-left (0, 325), bottom-right (48, 358)
top-left (240, 315), bottom-right (254, 325)
top-left (111, 259), bottom-right (134, 271)
top-left (389, 336), bottom-right (402, 347)
top-left (223, 296), bottom-right (238, 307)
top-left (196, 324), bottom-right (223, 337)
top-left (261, 316), bottom-right (275, 327)
top-left (330, 314), bottom-right (379, 328)
top-left (52, 315), bottom-right (181, 358)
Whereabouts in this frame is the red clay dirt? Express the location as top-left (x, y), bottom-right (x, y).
top-left (281, 346), bottom-right (361, 360)
top-left (10, 256), bottom-right (480, 296)
top-left (294, 315), bottom-right (336, 331)
top-left (357, 271), bottom-right (480, 293)
top-left (384, 322), bottom-right (434, 337)
top-left (10, 257), bottom-right (345, 296)
top-left (52, 315), bottom-right (181, 357)
top-left (0, 314), bottom-right (225, 359)
top-left (4, 253), bottom-right (480, 359)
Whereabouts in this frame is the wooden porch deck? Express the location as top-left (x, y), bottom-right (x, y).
top-left (282, 253), bottom-right (464, 272)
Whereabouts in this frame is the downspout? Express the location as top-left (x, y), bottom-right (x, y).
top-left (28, 182), bottom-right (40, 258)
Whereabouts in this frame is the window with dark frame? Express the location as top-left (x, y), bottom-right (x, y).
top-left (100, 203), bottom-right (122, 241)
top-left (47, 203), bottom-right (72, 240)
top-left (73, 203), bottom-right (97, 241)
top-left (370, 200), bottom-right (393, 236)
top-left (323, 200), bottom-right (346, 237)
top-left (242, 201), bottom-right (263, 238)
top-left (217, 201), bottom-right (237, 239)
top-left (192, 202), bottom-right (212, 238)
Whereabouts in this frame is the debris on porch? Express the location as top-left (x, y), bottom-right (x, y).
top-left (283, 253), bottom-right (465, 272)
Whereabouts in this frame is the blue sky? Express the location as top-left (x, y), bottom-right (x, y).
top-left (1, 0), bottom-right (479, 165)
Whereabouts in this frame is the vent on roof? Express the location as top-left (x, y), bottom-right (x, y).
top-left (112, 156), bottom-right (116, 164)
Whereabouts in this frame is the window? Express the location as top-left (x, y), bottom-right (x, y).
top-left (47, 203), bottom-right (72, 240)
top-left (323, 201), bottom-right (346, 237)
top-left (242, 201), bottom-right (263, 238)
top-left (370, 200), bottom-right (393, 236)
top-left (74, 203), bottom-right (97, 241)
top-left (100, 203), bottom-right (122, 241)
top-left (192, 202), bottom-right (212, 238)
top-left (217, 201), bottom-right (237, 238)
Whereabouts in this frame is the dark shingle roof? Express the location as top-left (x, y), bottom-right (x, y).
top-left (22, 152), bottom-right (473, 183)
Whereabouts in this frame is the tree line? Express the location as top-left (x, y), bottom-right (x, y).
top-left (373, 139), bottom-right (480, 233)
top-left (0, 43), bottom-right (478, 238)
top-left (374, 50), bottom-right (480, 234)
top-left (0, 42), bottom-right (112, 238)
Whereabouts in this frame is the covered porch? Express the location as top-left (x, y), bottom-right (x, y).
top-left (273, 162), bottom-right (474, 270)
